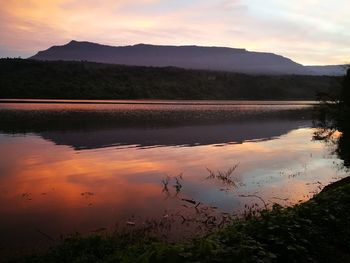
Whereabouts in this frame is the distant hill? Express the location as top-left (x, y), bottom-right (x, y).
top-left (30, 40), bottom-right (314, 75)
top-left (306, 65), bottom-right (349, 76)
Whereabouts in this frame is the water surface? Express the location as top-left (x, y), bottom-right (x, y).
top-left (0, 100), bottom-right (347, 252)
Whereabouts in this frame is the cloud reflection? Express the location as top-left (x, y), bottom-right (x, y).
top-left (0, 127), bottom-right (347, 249)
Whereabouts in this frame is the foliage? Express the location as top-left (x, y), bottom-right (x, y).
top-left (314, 69), bottom-right (350, 167)
top-left (0, 58), bottom-right (341, 100)
top-left (341, 69), bottom-right (350, 105)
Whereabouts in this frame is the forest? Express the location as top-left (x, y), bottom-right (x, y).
top-left (0, 58), bottom-right (341, 100)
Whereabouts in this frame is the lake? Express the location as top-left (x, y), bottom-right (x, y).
top-left (0, 100), bottom-right (347, 253)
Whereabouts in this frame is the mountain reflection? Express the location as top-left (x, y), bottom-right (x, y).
top-left (0, 102), bottom-right (313, 150)
top-left (39, 119), bottom-right (309, 150)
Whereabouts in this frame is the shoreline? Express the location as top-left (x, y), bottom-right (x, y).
top-left (0, 99), bottom-right (319, 106)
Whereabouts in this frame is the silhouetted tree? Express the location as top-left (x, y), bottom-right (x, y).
top-left (341, 69), bottom-right (350, 106)
top-left (314, 69), bottom-right (350, 167)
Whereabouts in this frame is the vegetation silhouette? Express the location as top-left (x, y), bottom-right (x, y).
top-left (0, 58), bottom-right (341, 100)
top-left (314, 68), bottom-right (350, 167)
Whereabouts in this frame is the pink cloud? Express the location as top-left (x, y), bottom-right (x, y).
top-left (0, 0), bottom-right (349, 64)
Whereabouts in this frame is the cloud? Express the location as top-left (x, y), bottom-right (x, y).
top-left (0, 0), bottom-right (349, 64)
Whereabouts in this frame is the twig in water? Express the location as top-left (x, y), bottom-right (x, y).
top-left (182, 198), bottom-right (196, 205)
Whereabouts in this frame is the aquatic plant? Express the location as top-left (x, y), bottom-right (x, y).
top-left (206, 164), bottom-right (240, 188)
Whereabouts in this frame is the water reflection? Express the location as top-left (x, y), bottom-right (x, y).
top-left (39, 119), bottom-right (312, 150)
top-left (0, 102), bottom-right (312, 149)
top-left (0, 101), bottom-right (347, 252)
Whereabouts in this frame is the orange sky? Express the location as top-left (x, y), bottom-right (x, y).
top-left (1, 0), bottom-right (349, 65)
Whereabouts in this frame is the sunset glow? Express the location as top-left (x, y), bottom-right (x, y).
top-left (1, 0), bottom-right (349, 64)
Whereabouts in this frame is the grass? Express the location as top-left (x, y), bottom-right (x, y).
top-left (8, 176), bottom-right (350, 263)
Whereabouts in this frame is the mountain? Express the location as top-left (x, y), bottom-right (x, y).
top-left (30, 40), bottom-right (313, 75)
top-left (306, 65), bottom-right (348, 76)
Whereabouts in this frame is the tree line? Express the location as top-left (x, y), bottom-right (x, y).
top-left (0, 58), bottom-right (341, 100)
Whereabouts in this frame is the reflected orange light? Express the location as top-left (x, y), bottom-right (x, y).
top-left (0, 127), bottom-right (347, 248)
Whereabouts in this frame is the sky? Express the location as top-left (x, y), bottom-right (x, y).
top-left (1, 0), bottom-right (349, 65)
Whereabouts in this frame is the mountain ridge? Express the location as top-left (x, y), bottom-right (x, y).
top-left (30, 40), bottom-right (313, 75)
top-left (30, 40), bottom-right (348, 76)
